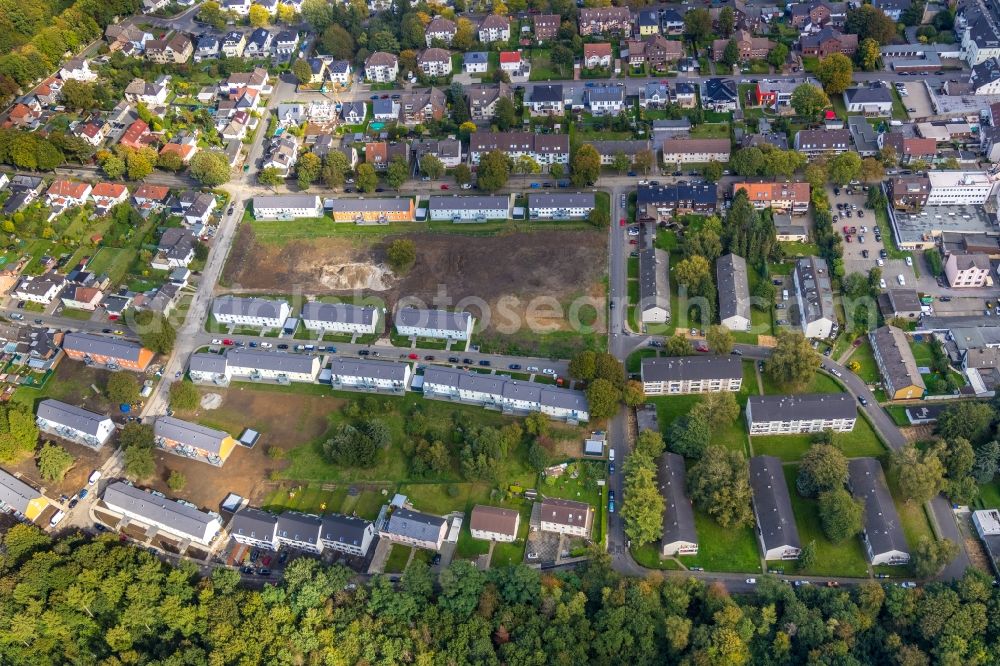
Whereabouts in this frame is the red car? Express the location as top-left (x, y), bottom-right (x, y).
top-left (261, 555), bottom-right (272, 567)
top-left (619, 218), bottom-right (625, 227)
top-left (108, 314), bottom-right (119, 321)
top-left (629, 239), bottom-right (638, 245)
top-left (222, 339), bottom-right (234, 346)
top-left (408, 353), bottom-right (419, 359)
top-left (440, 184), bottom-right (449, 190)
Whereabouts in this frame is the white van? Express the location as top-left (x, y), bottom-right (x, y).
top-left (49, 510), bottom-right (65, 527)
top-left (782, 289), bottom-right (789, 301)
top-left (608, 448), bottom-right (616, 462)
top-left (88, 470), bottom-right (102, 485)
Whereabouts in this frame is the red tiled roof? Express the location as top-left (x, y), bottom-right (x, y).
top-left (47, 180), bottom-right (91, 199)
top-left (499, 51), bottom-right (521, 63)
top-left (91, 182), bottom-right (129, 199)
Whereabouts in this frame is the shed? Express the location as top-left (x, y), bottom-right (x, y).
top-left (239, 429), bottom-right (260, 448)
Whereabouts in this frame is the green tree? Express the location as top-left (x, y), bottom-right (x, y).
top-left (453, 163), bottom-right (472, 186)
top-left (623, 380), bottom-right (645, 407)
top-left (386, 157), bottom-right (409, 191)
top-left (972, 440), bottom-right (1000, 484)
top-left (668, 412), bottom-right (711, 458)
top-left (816, 53), bottom-right (854, 94)
top-left (296, 152), bottom-right (322, 189)
top-left (477, 149), bottom-right (511, 192)
top-left (189, 150), bottom-right (231, 186)
top-left (827, 152), bottom-right (862, 187)
top-left (634, 148), bottom-right (655, 175)
top-left (494, 97), bottom-right (517, 131)
top-left (258, 166), bottom-right (284, 188)
top-left (860, 157), bottom-right (885, 183)
top-left (797, 443), bottom-right (848, 498)
top-left (587, 207), bottom-right (610, 228)
top-left (60, 80), bottom-right (97, 111)
top-left (702, 160), bottom-right (723, 183)
top-left (721, 38), bottom-right (741, 68)
top-left (569, 350), bottom-right (597, 380)
top-left (134, 310), bottom-right (176, 354)
top-left (858, 37), bottom-right (881, 71)
top-left (790, 83), bottom-right (830, 119)
top-left (124, 445), bottom-right (155, 479)
top-left (610, 151), bottom-right (631, 175)
top-left (101, 155), bottom-right (126, 180)
top-left (167, 470), bottom-right (186, 491)
top-left (799, 540), bottom-right (817, 568)
top-left (292, 58), bottom-right (313, 84)
top-left (3, 523), bottom-right (50, 564)
top-left (706, 325), bottom-right (733, 355)
top-left (621, 450), bottom-right (664, 546)
top-left (767, 42), bottom-right (789, 69)
top-left (665, 334), bottom-right (692, 356)
top-left (36, 442), bottom-right (73, 482)
top-left (912, 536), bottom-right (959, 578)
top-left (198, 1), bottom-right (228, 29)
top-left (936, 401), bottom-right (995, 443)
top-left (386, 238), bottom-right (416, 274)
top-left (319, 24), bottom-right (355, 60)
top-left (684, 7), bottom-right (712, 44)
top-left (119, 422), bottom-right (154, 451)
top-left (688, 446), bottom-right (753, 528)
top-left (248, 4), bottom-right (270, 27)
top-left (356, 163), bottom-right (378, 193)
top-left (169, 381), bottom-right (200, 412)
top-left (690, 391), bottom-right (740, 433)
top-left (718, 6), bottom-right (735, 37)
top-left (765, 330), bottom-right (819, 391)
top-left (635, 429), bottom-right (665, 458)
top-left (846, 4), bottom-right (898, 45)
top-left (322, 419), bottom-right (389, 467)
top-left (818, 488), bottom-right (863, 542)
top-left (570, 144), bottom-right (601, 187)
top-left (586, 378), bottom-right (621, 420)
top-left (893, 444), bottom-right (946, 503)
top-left (420, 154), bottom-right (445, 179)
top-left (107, 372), bottom-right (139, 405)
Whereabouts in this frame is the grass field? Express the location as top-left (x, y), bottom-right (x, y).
top-left (783, 466), bottom-right (870, 577)
top-left (631, 543), bottom-right (684, 570)
top-left (847, 339), bottom-right (881, 384)
top-left (761, 370), bottom-right (843, 396)
top-left (689, 123), bottom-right (730, 139)
top-left (679, 510), bottom-right (762, 573)
top-left (750, 412), bottom-right (886, 462)
top-left (976, 481), bottom-right (1000, 509)
top-left (489, 503), bottom-right (532, 567)
top-left (384, 544), bottom-right (412, 573)
top-left (262, 485), bottom-right (348, 515)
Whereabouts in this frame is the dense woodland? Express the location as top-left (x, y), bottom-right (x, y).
top-left (0, 525), bottom-right (996, 665)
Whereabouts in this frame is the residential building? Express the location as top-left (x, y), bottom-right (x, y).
top-left (717, 253), bottom-right (751, 331)
top-left (478, 15), bottom-right (511, 43)
top-left (800, 27), bottom-right (858, 57)
top-left (327, 60), bottom-right (351, 86)
top-left (90, 182), bottom-right (130, 216)
top-left (888, 175), bottom-right (931, 211)
top-left (0, 469), bottom-right (48, 522)
top-left (638, 247), bottom-right (670, 324)
top-left (106, 24), bottom-right (154, 53)
top-left (275, 512), bottom-right (323, 553)
top-left (371, 98), bottom-right (398, 122)
top-left (226, 349), bottom-right (321, 384)
top-left (395, 308), bottom-right (473, 340)
top-left (328, 198), bottom-right (416, 223)
top-left (46, 179), bottom-right (92, 213)
top-left (381, 507), bottom-right (448, 550)
top-left (869, 325), bottom-right (926, 400)
top-left (794, 128), bottom-right (852, 155)
top-left (732, 182), bottom-right (809, 214)
top-left (527, 84), bottom-right (564, 116)
top-left (429, 195), bottom-right (510, 222)
top-left (321, 513), bottom-right (376, 556)
top-left (102, 482), bottom-right (222, 545)
top-left (849, 458), bottom-right (911, 565)
top-left (500, 50), bottom-right (524, 75)
top-left (244, 28), bottom-right (272, 57)
top-left (637, 8), bottom-right (661, 36)
top-left (146, 33), bottom-right (193, 64)
top-left (59, 58), bottom-right (97, 82)
top-left (627, 35), bottom-right (684, 70)
top-left (469, 131), bottom-right (569, 171)
top-left (212, 296), bottom-right (290, 329)
top-left (327, 357), bottom-right (411, 393)
top-left (592, 140), bottom-right (653, 166)
top-left (274, 31), bottom-right (298, 56)
top-left (534, 14), bottom-right (561, 42)
top-left (972, 509), bottom-right (1000, 575)
top-left (124, 78), bottom-right (168, 106)
top-left (262, 135), bottom-right (299, 174)
top-left (538, 498), bottom-right (593, 537)
top-left (843, 86), bottom-right (894, 116)
top-left (578, 7), bottom-right (632, 35)
top-left (945, 252), bottom-right (992, 287)
top-left (793, 256), bottom-right (837, 338)
top-left (774, 213), bottom-right (808, 241)
top-left (301, 302), bottom-right (379, 335)
top-left (229, 507), bottom-right (279, 550)
top-left (414, 138), bottom-right (462, 168)
top-left (467, 83), bottom-right (514, 121)
top-left (636, 182), bottom-right (718, 220)
top-left (221, 31), bottom-right (247, 57)
top-left (188, 353), bottom-right (231, 386)
top-left (14, 274), bottom-right (65, 305)
top-left (63, 333), bottom-right (154, 372)
top-left (184, 192), bottom-right (216, 226)
top-left (641, 356), bottom-right (743, 395)
top-left (527, 193), bottom-right (596, 219)
top-left (712, 29), bottom-right (774, 61)
top-left (252, 194), bottom-right (323, 220)
top-left (340, 101), bottom-right (366, 124)
top-left (746, 394), bottom-right (857, 435)
top-left (365, 52), bottom-right (399, 82)
top-left (754, 80), bottom-right (801, 108)
top-left (4, 326), bottom-right (63, 371)
top-left (425, 16), bottom-right (457, 46)
top-left (790, 1), bottom-right (847, 29)
top-left (872, 0), bottom-right (911, 21)
top-left (880, 133), bottom-right (937, 165)
top-left (925, 171), bottom-right (998, 205)
top-left (662, 8), bottom-right (685, 33)
top-left (584, 43), bottom-right (613, 69)
top-left (2, 175), bottom-right (43, 215)
top-left (470, 505), bottom-right (520, 542)
top-left (417, 48), bottom-right (452, 77)
top-left (61, 286), bottom-right (103, 311)
top-left (880, 288), bottom-right (923, 319)
top-left (661, 138), bottom-right (731, 164)
top-left (749, 455), bottom-right (802, 560)
top-left (702, 78), bottom-right (738, 111)
top-left (659, 453), bottom-right (698, 556)
top-left (585, 84), bottom-right (625, 115)
top-left (464, 51), bottom-right (489, 73)
top-left (35, 399), bottom-right (114, 449)
top-left (154, 416), bottom-right (238, 466)
top-left (397, 88), bottom-right (447, 125)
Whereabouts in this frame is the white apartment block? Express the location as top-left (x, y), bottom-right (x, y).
top-left (925, 171), bottom-right (998, 205)
top-left (395, 308), bottom-right (474, 340)
top-left (746, 394), bottom-right (857, 435)
top-left (226, 349), bottom-right (321, 383)
top-left (327, 358), bottom-right (412, 392)
top-left (252, 194), bottom-right (323, 220)
top-left (365, 52), bottom-right (399, 82)
top-left (640, 356), bottom-right (743, 395)
top-left (538, 498), bottom-right (592, 538)
top-left (211, 296), bottom-right (290, 329)
top-left (103, 482), bottom-right (222, 546)
top-left (301, 302), bottom-right (379, 335)
top-left (35, 399), bottom-right (115, 449)
top-left (469, 505), bottom-right (520, 542)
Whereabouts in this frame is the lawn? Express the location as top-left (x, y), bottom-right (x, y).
top-left (761, 370), bottom-right (842, 396)
top-left (976, 481), bottom-right (1000, 509)
top-left (262, 484), bottom-right (348, 515)
top-left (488, 503), bottom-right (532, 567)
top-left (689, 123), bottom-right (730, 139)
top-left (884, 404), bottom-right (912, 427)
top-left (678, 509), bottom-right (762, 573)
top-left (542, 464), bottom-right (606, 544)
top-left (873, 205), bottom-right (911, 261)
top-left (783, 466), bottom-right (870, 577)
top-left (87, 247), bottom-right (136, 285)
top-left (631, 543), bottom-right (684, 570)
top-left (751, 412), bottom-right (886, 462)
top-left (626, 348), bottom-right (658, 374)
top-left (528, 48), bottom-right (569, 80)
top-left (779, 241), bottom-right (821, 257)
top-left (846, 339), bottom-right (881, 384)
top-left (908, 339), bottom-right (935, 366)
top-left (886, 468), bottom-right (935, 549)
top-left (384, 544), bottom-right (412, 573)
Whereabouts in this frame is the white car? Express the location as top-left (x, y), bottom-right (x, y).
top-left (527, 366), bottom-right (540, 372)
top-left (897, 274), bottom-right (906, 286)
top-left (905, 256), bottom-right (913, 267)
top-left (879, 278), bottom-right (887, 289)
top-left (461, 183), bottom-right (472, 189)
top-left (876, 258), bottom-right (885, 267)
top-left (260, 342), bottom-right (273, 349)
top-left (745, 578), bottom-right (757, 584)
top-left (627, 228), bottom-right (640, 236)
top-left (542, 368), bottom-right (556, 375)
top-left (211, 339), bottom-right (222, 345)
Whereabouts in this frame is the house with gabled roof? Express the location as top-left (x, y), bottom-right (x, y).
top-left (36, 399), bottom-right (114, 449)
top-left (750, 455), bottom-right (801, 560)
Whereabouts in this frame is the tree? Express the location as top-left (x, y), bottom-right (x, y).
top-left (799, 540), bottom-right (817, 569)
top-left (189, 151), bottom-right (231, 186)
top-left (296, 152), bottom-right (322, 190)
top-left (277, 2), bottom-right (296, 23)
top-left (684, 7), bottom-right (712, 44)
top-left (258, 166), bottom-right (284, 189)
top-left (167, 470), bottom-right (186, 491)
top-left (718, 6), bottom-right (735, 37)
top-left (688, 446), bottom-right (753, 528)
top-left (634, 149), bottom-right (655, 175)
top-left (673, 254), bottom-right (713, 298)
top-left (797, 442), bottom-right (849, 500)
top-left (721, 38), bottom-right (741, 68)
top-left (420, 154), bottom-right (445, 180)
top-left (828, 152), bottom-right (862, 186)
top-left (107, 372), bottom-right (139, 405)
top-left (636, 429), bottom-right (665, 458)
top-left (386, 157), bottom-right (409, 191)
top-left (0, 409), bottom-right (41, 463)
top-left (668, 412), bottom-right (711, 458)
top-left (701, 160), bottom-right (723, 183)
top-left (60, 80), bottom-right (97, 111)
top-left (818, 488), bottom-right (863, 542)
top-left (356, 163), bottom-right (378, 193)
top-left (248, 4), bottom-right (270, 27)
top-left (119, 422), bottom-right (154, 451)
top-left (858, 38), bottom-right (881, 71)
top-left (386, 238), bottom-right (416, 274)
top-left (101, 155), bottom-right (126, 180)
top-left (169, 382), bottom-right (200, 412)
top-left (816, 53), bottom-right (853, 94)
top-left (494, 97), bottom-right (517, 131)
top-left (134, 310), bottom-right (176, 354)
top-left (477, 150), bottom-right (511, 192)
top-left (319, 24), bottom-right (355, 60)
top-left (691, 391), bottom-right (740, 433)
top-left (790, 83), bottom-right (830, 119)
top-left (36, 442), bottom-right (73, 482)
top-left (453, 163), bottom-right (472, 186)
top-left (973, 440), bottom-right (1000, 484)
top-left (587, 207), bottom-right (610, 228)
top-left (198, 1), bottom-right (228, 30)
top-left (767, 43), bottom-right (789, 69)
top-left (765, 330), bottom-right (819, 390)
top-left (550, 45), bottom-right (574, 74)
top-left (912, 536), bottom-right (959, 578)
top-left (569, 350), bottom-right (597, 380)
top-left (621, 450), bottom-right (664, 545)
top-left (846, 4), bottom-right (897, 45)
top-left (623, 380), bottom-right (645, 407)
top-left (936, 401), bottom-right (995, 444)
top-left (453, 17), bottom-right (475, 51)
top-left (706, 325), bottom-right (733, 355)
top-left (322, 419), bottom-right (389, 467)
top-left (586, 378), bottom-right (621, 420)
top-left (860, 157), bottom-right (885, 183)
top-left (665, 334), bottom-right (692, 356)
top-left (292, 58), bottom-right (313, 83)
top-left (894, 445), bottom-right (945, 503)
top-left (124, 445), bottom-right (155, 479)
top-left (611, 151), bottom-right (631, 175)
top-left (570, 144), bottom-right (601, 187)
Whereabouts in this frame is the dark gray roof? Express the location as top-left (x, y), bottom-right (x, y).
top-left (301, 302), bottom-right (377, 326)
top-left (795, 256), bottom-right (835, 324)
top-left (528, 193), bottom-right (596, 209)
top-left (539, 498), bottom-right (592, 528)
top-left (869, 325), bottom-right (925, 392)
top-left (849, 458), bottom-right (909, 558)
top-left (328, 198), bottom-right (412, 213)
top-left (385, 507), bottom-right (446, 542)
top-left (254, 194), bottom-right (321, 210)
top-left (36, 399), bottom-right (110, 436)
top-left (638, 247), bottom-right (669, 314)
top-left (587, 85), bottom-right (625, 103)
top-left (276, 511), bottom-right (322, 545)
top-left (748, 393), bottom-right (856, 423)
top-left (638, 182), bottom-right (717, 207)
top-left (659, 452), bottom-right (697, 547)
top-left (64, 332), bottom-right (144, 362)
top-left (103, 482), bottom-right (218, 540)
top-left (154, 416), bottom-right (230, 455)
top-left (320, 513), bottom-right (372, 546)
top-left (212, 295), bottom-right (288, 320)
top-left (422, 366), bottom-right (588, 412)
top-left (749, 455), bottom-right (801, 552)
top-left (844, 86), bottom-right (895, 105)
top-left (0, 468), bottom-right (41, 514)
top-left (226, 349), bottom-right (317, 374)
top-left (429, 195), bottom-right (509, 212)
top-left (641, 355), bottom-right (743, 382)
top-left (716, 253), bottom-right (751, 324)
top-left (230, 507), bottom-right (278, 541)
top-left (329, 357), bottom-right (410, 382)
top-left (704, 78), bottom-right (737, 102)
top-left (530, 84), bottom-right (563, 103)
top-left (189, 352), bottom-right (228, 374)
top-left (396, 308), bottom-right (471, 332)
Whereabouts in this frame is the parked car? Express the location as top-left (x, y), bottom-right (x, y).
top-left (478, 359), bottom-right (491, 366)
top-left (508, 363), bottom-right (522, 370)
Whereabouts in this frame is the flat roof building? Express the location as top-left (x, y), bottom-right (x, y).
top-left (746, 394), bottom-right (857, 435)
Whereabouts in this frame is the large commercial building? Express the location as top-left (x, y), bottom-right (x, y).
top-left (749, 455), bottom-right (801, 560)
top-left (640, 356), bottom-right (743, 395)
top-left (848, 458), bottom-right (911, 566)
top-left (746, 394), bottom-right (857, 435)
top-left (102, 482), bottom-right (222, 546)
top-left (35, 399), bottom-right (115, 450)
top-left (869, 325), bottom-right (926, 400)
top-left (793, 256), bottom-right (836, 339)
top-left (716, 253), bottom-right (751, 331)
top-left (659, 453), bottom-right (698, 556)
top-left (638, 248), bottom-right (670, 324)
top-left (395, 308), bottom-right (474, 341)
top-left (925, 171), bottom-right (998, 205)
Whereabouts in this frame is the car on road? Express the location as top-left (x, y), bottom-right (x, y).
top-left (277, 344), bottom-right (289, 350)
top-left (68, 498), bottom-right (79, 509)
top-left (261, 342), bottom-right (273, 348)
top-left (879, 278), bottom-right (887, 289)
top-left (608, 490), bottom-right (615, 513)
top-left (440, 184), bottom-right (449, 190)
top-left (827, 581), bottom-right (840, 587)
top-left (16, 301), bottom-right (24, 309)
top-left (508, 363), bottom-right (522, 370)
top-left (34, 319), bottom-right (43, 324)
top-left (900, 581), bottom-right (916, 588)
top-left (78, 488), bottom-right (89, 499)
top-left (876, 258), bottom-right (884, 267)
top-left (527, 366), bottom-right (539, 372)
top-left (9, 313), bottom-right (22, 320)
top-left (627, 227), bottom-right (639, 236)
top-left (939, 296), bottom-right (951, 302)
top-left (463, 358), bottom-right (473, 364)
top-left (745, 578), bottom-right (756, 584)
top-left (114, 330), bottom-right (124, 335)
top-left (608, 461), bottom-right (615, 474)
top-left (858, 396), bottom-right (868, 406)
top-left (222, 339), bottom-right (234, 346)
top-left (619, 218), bottom-right (625, 227)
top-left (279, 550), bottom-right (289, 564)
top-left (478, 359), bottom-right (491, 366)
top-left (261, 555), bottom-right (272, 567)
top-left (408, 353), bottom-right (419, 359)
top-left (88, 470), bottom-right (101, 485)
top-left (905, 256), bottom-right (913, 267)
top-left (448, 356), bottom-right (460, 363)
top-left (628, 239), bottom-right (638, 245)
top-left (241, 566), bottom-right (255, 574)
top-left (542, 368), bottom-right (556, 375)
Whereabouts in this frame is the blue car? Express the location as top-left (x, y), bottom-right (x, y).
top-left (78, 488), bottom-right (89, 499)
top-left (608, 490), bottom-right (615, 513)
top-left (609, 462), bottom-right (615, 475)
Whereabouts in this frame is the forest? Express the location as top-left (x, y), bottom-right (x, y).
top-left (0, 525), bottom-right (995, 666)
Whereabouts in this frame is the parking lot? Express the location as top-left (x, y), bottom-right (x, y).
top-left (896, 79), bottom-right (934, 120)
top-left (831, 186), bottom-right (916, 288)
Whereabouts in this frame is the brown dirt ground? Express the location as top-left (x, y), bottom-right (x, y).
top-left (222, 227), bottom-right (608, 335)
top-left (145, 386), bottom-right (341, 510)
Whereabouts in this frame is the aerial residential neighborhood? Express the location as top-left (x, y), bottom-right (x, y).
top-left (1, 0), bottom-right (1000, 660)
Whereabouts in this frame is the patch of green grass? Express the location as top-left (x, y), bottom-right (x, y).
top-left (975, 481), bottom-right (1000, 509)
top-left (626, 348), bottom-right (658, 374)
top-left (761, 370), bottom-right (842, 396)
top-left (783, 466), bottom-right (870, 577)
top-left (779, 240), bottom-right (821, 257)
top-left (631, 542), bottom-right (684, 569)
top-left (847, 339), bottom-right (880, 384)
top-left (689, 122), bottom-right (730, 139)
top-left (908, 339), bottom-right (934, 366)
top-left (262, 484), bottom-right (349, 515)
top-left (751, 412), bottom-right (885, 461)
top-left (873, 205), bottom-right (911, 261)
top-left (679, 509), bottom-right (762, 573)
top-left (58, 308), bottom-right (95, 321)
top-left (886, 467), bottom-right (934, 547)
top-left (884, 404), bottom-right (912, 426)
top-left (384, 544), bottom-right (412, 573)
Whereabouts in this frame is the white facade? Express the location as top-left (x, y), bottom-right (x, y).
top-left (428, 195), bottom-right (509, 221)
top-left (327, 358), bottom-right (411, 392)
top-left (538, 499), bottom-right (592, 538)
top-left (35, 400), bottom-right (115, 449)
top-left (212, 297), bottom-right (290, 328)
top-left (252, 194), bottom-right (323, 220)
top-left (321, 516), bottom-right (376, 556)
top-left (301, 302), bottom-right (379, 335)
top-left (395, 309), bottom-right (474, 341)
top-left (926, 171), bottom-right (999, 205)
top-left (365, 54), bottom-right (399, 82)
top-left (746, 398), bottom-right (857, 435)
top-left (642, 374), bottom-right (742, 395)
top-left (103, 482), bottom-right (222, 546)
top-left (227, 351), bottom-right (320, 383)
top-left (14, 276), bottom-right (63, 304)
top-left (418, 52), bottom-right (452, 77)
top-left (59, 59), bottom-right (97, 82)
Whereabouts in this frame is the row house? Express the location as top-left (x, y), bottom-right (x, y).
top-left (231, 508), bottom-right (376, 556)
top-left (848, 457), bottom-right (912, 565)
top-left (749, 456), bottom-right (802, 561)
top-left (328, 197), bottom-right (416, 223)
top-left (583, 43), bottom-right (613, 69)
top-left (63, 332), bottom-right (154, 372)
top-left (591, 140), bottom-right (653, 166)
top-left (396, 308), bottom-right (474, 341)
top-left (659, 453), bottom-right (698, 556)
top-left (538, 498), bottom-right (593, 538)
top-left (327, 357), bottom-right (411, 393)
top-left (879, 133), bottom-right (937, 165)
top-left (103, 482), bottom-right (222, 546)
top-left (381, 508), bottom-right (448, 551)
top-left (429, 195), bottom-right (509, 222)
top-left (154, 416), bottom-right (237, 466)
top-left (637, 247), bottom-right (669, 324)
top-left (528, 193), bottom-right (596, 220)
top-left (717, 252), bottom-right (752, 331)
top-left (794, 128), bottom-right (851, 155)
top-left (470, 505), bottom-right (520, 542)
top-left (0, 469), bottom-right (48, 522)
top-left (627, 35), bottom-right (684, 70)
top-left (732, 182), bottom-right (810, 214)
top-left (578, 7), bottom-right (632, 36)
top-left (225, 349), bottom-right (321, 384)
top-left (640, 356), bottom-right (743, 395)
top-left (35, 399), bottom-right (114, 450)
top-left (661, 138), bottom-right (731, 164)
top-left (636, 182), bottom-right (718, 221)
top-left (212, 295), bottom-right (290, 329)
top-left (468, 131), bottom-right (570, 171)
top-left (252, 194), bottom-right (323, 220)
top-left (746, 394), bottom-right (856, 435)
top-left (301, 302), bottom-right (380, 336)
top-left (478, 15), bottom-right (511, 43)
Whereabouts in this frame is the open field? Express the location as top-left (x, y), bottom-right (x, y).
top-left (223, 224), bottom-right (607, 356)
top-left (12, 359), bottom-right (120, 413)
